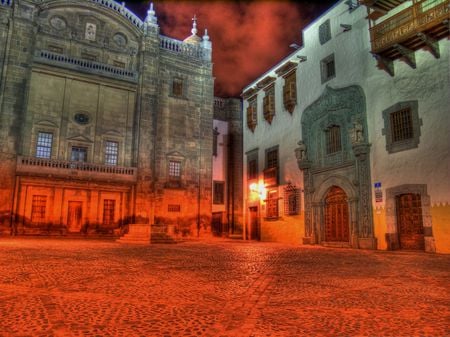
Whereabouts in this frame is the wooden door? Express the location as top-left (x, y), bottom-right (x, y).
top-left (396, 194), bottom-right (424, 250)
top-left (212, 212), bottom-right (223, 236)
top-left (325, 186), bottom-right (349, 242)
top-left (249, 207), bottom-right (260, 240)
top-left (67, 201), bottom-right (82, 232)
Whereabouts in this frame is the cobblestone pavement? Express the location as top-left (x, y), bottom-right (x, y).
top-left (0, 238), bottom-right (449, 337)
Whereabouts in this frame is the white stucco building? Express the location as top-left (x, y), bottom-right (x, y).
top-left (242, 0), bottom-right (449, 253)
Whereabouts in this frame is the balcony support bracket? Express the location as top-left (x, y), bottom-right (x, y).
top-left (371, 53), bottom-right (394, 77)
top-left (393, 44), bottom-right (416, 69)
top-left (417, 33), bottom-right (440, 59)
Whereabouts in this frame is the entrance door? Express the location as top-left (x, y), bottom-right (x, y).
top-left (212, 212), bottom-right (223, 236)
top-left (396, 193), bottom-right (424, 250)
top-left (67, 201), bottom-right (82, 232)
top-left (249, 206), bottom-right (260, 240)
top-left (325, 186), bottom-right (349, 242)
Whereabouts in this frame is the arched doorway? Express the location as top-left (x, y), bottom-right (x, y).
top-left (396, 193), bottom-right (425, 250)
top-left (324, 186), bottom-right (349, 242)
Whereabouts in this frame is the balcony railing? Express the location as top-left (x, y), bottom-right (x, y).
top-left (370, 0), bottom-right (450, 53)
top-left (0, 0), bottom-right (12, 6)
top-left (16, 156), bottom-right (137, 183)
top-left (159, 35), bottom-right (204, 59)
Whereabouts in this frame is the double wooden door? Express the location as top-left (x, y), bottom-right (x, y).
top-left (67, 201), bottom-right (82, 232)
top-left (249, 207), bottom-right (260, 240)
top-left (325, 186), bottom-right (349, 242)
top-left (396, 193), bottom-right (424, 250)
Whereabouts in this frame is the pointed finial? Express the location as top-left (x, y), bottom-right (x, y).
top-left (202, 28), bottom-right (209, 41)
top-left (191, 14), bottom-right (198, 36)
top-left (145, 2), bottom-right (157, 24)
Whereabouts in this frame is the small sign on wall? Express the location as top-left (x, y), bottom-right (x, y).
top-left (374, 182), bottom-right (383, 203)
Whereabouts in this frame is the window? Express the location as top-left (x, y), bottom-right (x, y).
top-left (71, 147), bottom-right (87, 162)
top-left (326, 125), bottom-right (342, 154)
top-left (213, 181), bottom-right (225, 204)
top-left (266, 190), bottom-right (279, 219)
top-left (319, 19), bottom-right (331, 45)
top-left (172, 77), bottom-right (183, 97)
top-left (321, 54), bottom-right (335, 83)
top-left (382, 101), bottom-right (421, 154)
top-left (36, 132), bottom-right (53, 159)
top-left (266, 148), bottom-right (278, 169)
top-left (105, 141), bottom-right (119, 165)
top-left (263, 86), bottom-right (275, 124)
top-left (31, 195), bottom-right (47, 224)
top-left (283, 71), bottom-right (297, 114)
top-left (213, 128), bottom-right (219, 157)
top-left (169, 160), bottom-right (181, 180)
top-left (284, 184), bottom-right (300, 215)
top-left (168, 204), bottom-right (181, 212)
top-left (74, 113), bottom-right (89, 125)
top-left (391, 108), bottom-right (413, 142)
top-left (103, 199), bottom-right (115, 226)
top-left (247, 98), bottom-right (257, 132)
top-left (248, 159), bottom-right (258, 180)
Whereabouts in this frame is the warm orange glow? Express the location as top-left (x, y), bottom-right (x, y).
top-left (249, 181), bottom-right (267, 200)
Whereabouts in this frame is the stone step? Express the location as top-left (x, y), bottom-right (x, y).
top-left (322, 241), bottom-right (351, 248)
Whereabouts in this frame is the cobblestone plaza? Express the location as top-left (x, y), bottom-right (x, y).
top-left (0, 238), bottom-right (448, 337)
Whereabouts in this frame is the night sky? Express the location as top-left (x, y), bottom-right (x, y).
top-left (126, 0), bottom-right (338, 97)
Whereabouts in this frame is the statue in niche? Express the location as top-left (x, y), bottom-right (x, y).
top-left (295, 140), bottom-right (307, 161)
top-left (350, 119), bottom-right (364, 145)
top-left (85, 22), bottom-right (96, 41)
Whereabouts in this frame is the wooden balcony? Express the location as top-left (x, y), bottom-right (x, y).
top-left (263, 167), bottom-right (278, 187)
top-left (16, 156), bottom-right (137, 183)
top-left (369, 0), bottom-right (449, 59)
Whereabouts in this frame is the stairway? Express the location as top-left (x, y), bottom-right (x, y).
top-left (117, 224), bottom-right (150, 244)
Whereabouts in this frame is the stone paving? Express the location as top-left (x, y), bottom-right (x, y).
top-left (0, 238), bottom-right (449, 337)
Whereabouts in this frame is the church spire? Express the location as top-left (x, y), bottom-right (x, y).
top-left (145, 2), bottom-right (157, 25)
top-left (191, 15), bottom-right (198, 36)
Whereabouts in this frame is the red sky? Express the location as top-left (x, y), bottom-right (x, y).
top-left (127, 1), bottom-right (337, 97)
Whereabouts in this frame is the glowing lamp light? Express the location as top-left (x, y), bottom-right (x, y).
top-left (249, 181), bottom-right (267, 200)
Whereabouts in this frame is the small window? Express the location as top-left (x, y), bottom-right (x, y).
top-left (74, 113), bottom-right (89, 125)
top-left (172, 77), bottom-right (183, 97)
top-left (266, 148), bottom-right (278, 169)
top-left (31, 195), bottom-right (47, 224)
top-left (247, 98), bottom-right (257, 132)
top-left (263, 86), bottom-right (275, 124)
top-left (326, 125), bottom-right (342, 154)
top-left (266, 190), bottom-right (279, 219)
top-left (382, 101), bottom-right (421, 154)
top-left (248, 159), bottom-right (258, 180)
top-left (321, 54), bottom-right (335, 83)
top-left (168, 204), bottom-right (181, 212)
top-left (103, 199), bottom-right (115, 225)
top-left (71, 146), bottom-right (87, 162)
top-left (319, 19), bottom-right (331, 45)
top-left (213, 128), bottom-right (219, 157)
top-left (284, 184), bottom-right (300, 215)
top-left (105, 141), bottom-right (119, 166)
top-left (169, 160), bottom-right (181, 180)
top-left (213, 181), bottom-right (225, 204)
top-left (36, 132), bottom-right (53, 159)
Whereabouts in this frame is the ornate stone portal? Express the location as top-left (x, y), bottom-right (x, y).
top-left (296, 85), bottom-right (376, 249)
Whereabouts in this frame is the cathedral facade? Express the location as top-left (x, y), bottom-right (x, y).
top-left (0, 0), bottom-right (220, 237)
top-left (242, 0), bottom-right (449, 253)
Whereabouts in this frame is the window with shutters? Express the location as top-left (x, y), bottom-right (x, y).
top-left (246, 149), bottom-right (258, 181)
top-left (31, 195), bottom-right (47, 224)
top-left (263, 85), bottom-right (275, 124)
top-left (266, 189), bottom-right (279, 219)
top-left (247, 98), bottom-right (257, 132)
top-left (264, 146), bottom-right (279, 186)
top-left (213, 181), bottom-right (225, 204)
top-left (284, 184), bottom-right (300, 215)
top-left (283, 71), bottom-right (297, 113)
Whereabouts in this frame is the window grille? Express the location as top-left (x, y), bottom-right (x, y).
top-left (248, 159), bottom-right (258, 180)
top-left (321, 54), bottom-right (336, 83)
top-left (169, 161), bottom-right (181, 179)
top-left (31, 195), bottom-right (47, 224)
top-left (263, 86), bottom-right (275, 124)
top-left (284, 184), bottom-right (300, 215)
top-left (168, 204), bottom-right (181, 212)
top-left (326, 125), bottom-right (342, 154)
top-left (103, 199), bottom-right (115, 225)
top-left (391, 108), bottom-right (413, 142)
top-left (213, 181), bottom-right (225, 204)
top-left (105, 141), bottom-right (119, 165)
top-left (36, 132), bottom-right (53, 159)
top-left (266, 148), bottom-right (278, 169)
top-left (247, 99), bottom-right (257, 131)
top-left (326, 59), bottom-right (335, 78)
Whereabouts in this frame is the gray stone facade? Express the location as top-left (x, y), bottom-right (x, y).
top-left (0, 0), bottom-right (217, 237)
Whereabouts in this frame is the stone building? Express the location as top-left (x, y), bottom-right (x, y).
top-left (0, 0), bottom-right (224, 238)
top-left (242, 0), bottom-right (449, 252)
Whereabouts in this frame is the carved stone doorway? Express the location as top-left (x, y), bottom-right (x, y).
top-left (325, 186), bottom-right (349, 242)
top-left (396, 193), bottom-right (425, 250)
top-left (67, 201), bottom-right (82, 232)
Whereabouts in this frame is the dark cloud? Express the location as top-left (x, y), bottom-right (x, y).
top-left (127, 0), bottom-right (337, 97)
